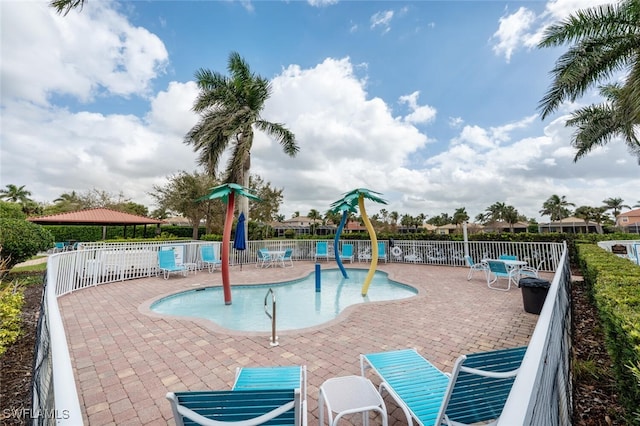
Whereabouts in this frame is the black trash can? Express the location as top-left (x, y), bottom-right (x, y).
top-left (518, 277), bottom-right (551, 314)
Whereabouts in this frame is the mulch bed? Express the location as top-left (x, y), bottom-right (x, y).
top-left (0, 274), bottom-right (629, 425)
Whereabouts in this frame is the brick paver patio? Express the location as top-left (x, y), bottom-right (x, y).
top-left (58, 262), bottom-right (540, 425)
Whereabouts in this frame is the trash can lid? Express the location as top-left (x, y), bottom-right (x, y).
top-left (518, 277), bottom-right (551, 288)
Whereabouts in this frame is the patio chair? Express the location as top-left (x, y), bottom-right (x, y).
top-left (157, 249), bottom-right (187, 280)
top-left (486, 259), bottom-right (519, 291)
top-left (256, 249), bottom-right (272, 268)
top-left (360, 348), bottom-right (449, 426)
top-left (377, 242), bottom-right (387, 263)
top-left (166, 388), bottom-right (305, 426)
top-left (464, 255), bottom-right (488, 281)
top-left (233, 365), bottom-right (307, 398)
top-left (200, 245), bottom-right (222, 273)
top-left (360, 346), bottom-right (526, 426)
top-left (339, 244), bottom-right (354, 264)
top-left (280, 248), bottom-right (294, 268)
top-left (314, 242), bottom-right (329, 262)
top-left (499, 254), bottom-right (518, 261)
top-left (518, 258), bottom-right (544, 279)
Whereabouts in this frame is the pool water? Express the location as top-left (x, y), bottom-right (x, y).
top-left (150, 268), bottom-right (417, 332)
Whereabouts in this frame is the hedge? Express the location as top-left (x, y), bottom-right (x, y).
top-left (577, 244), bottom-right (640, 421)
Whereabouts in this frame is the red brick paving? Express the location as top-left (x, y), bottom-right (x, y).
top-left (58, 262), bottom-right (539, 425)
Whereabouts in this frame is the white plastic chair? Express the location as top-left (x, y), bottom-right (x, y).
top-left (464, 255), bottom-right (488, 280)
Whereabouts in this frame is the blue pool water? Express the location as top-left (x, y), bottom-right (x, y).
top-left (150, 268), bottom-right (417, 332)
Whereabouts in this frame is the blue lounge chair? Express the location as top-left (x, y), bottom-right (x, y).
top-left (377, 242), bottom-right (387, 263)
top-left (167, 365), bottom-right (308, 426)
top-left (200, 245), bottom-right (221, 273)
top-left (486, 259), bottom-right (519, 291)
top-left (360, 349), bottom-right (449, 425)
top-left (339, 244), bottom-right (354, 264)
top-left (233, 365), bottom-right (307, 398)
top-left (279, 248), bottom-right (294, 268)
top-left (158, 249), bottom-right (187, 280)
top-left (166, 389), bottom-right (305, 426)
top-left (256, 249), bottom-right (272, 268)
top-left (314, 242), bottom-right (329, 262)
top-left (436, 346), bottom-right (526, 426)
top-left (361, 347), bottom-right (526, 426)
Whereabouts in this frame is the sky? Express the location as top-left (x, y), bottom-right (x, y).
top-left (1, 0), bottom-right (638, 223)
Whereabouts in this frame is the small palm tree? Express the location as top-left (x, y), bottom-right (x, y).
top-left (199, 183), bottom-right (260, 305)
top-left (540, 195), bottom-right (575, 221)
top-left (328, 199), bottom-right (358, 279)
top-left (331, 188), bottom-right (387, 296)
top-left (602, 197), bottom-right (631, 218)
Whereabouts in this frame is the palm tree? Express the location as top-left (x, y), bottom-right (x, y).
top-left (0, 184), bottom-right (32, 204)
top-left (307, 209), bottom-right (321, 235)
top-left (185, 52), bottom-right (299, 223)
top-left (539, 195), bottom-right (575, 221)
top-left (602, 197), bottom-right (631, 218)
top-left (574, 205), bottom-right (597, 233)
top-left (538, 0), bottom-right (640, 163)
top-left (565, 84), bottom-right (640, 162)
top-left (328, 199), bottom-right (358, 279)
top-left (198, 183), bottom-right (260, 305)
top-left (49, 0), bottom-right (85, 15)
top-left (331, 188), bottom-right (387, 296)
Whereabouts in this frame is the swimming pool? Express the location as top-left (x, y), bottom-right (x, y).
top-left (150, 268), bottom-right (417, 332)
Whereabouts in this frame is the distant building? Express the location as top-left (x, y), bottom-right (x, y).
top-left (616, 208), bottom-right (640, 234)
top-left (271, 216), bottom-right (336, 237)
top-left (538, 216), bottom-right (603, 234)
top-left (482, 221), bottom-right (529, 233)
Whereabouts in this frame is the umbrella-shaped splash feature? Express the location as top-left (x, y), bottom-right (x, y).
top-left (198, 183), bottom-right (260, 305)
top-left (233, 212), bottom-right (247, 269)
top-left (333, 188), bottom-right (387, 296)
top-left (328, 198), bottom-right (358, 279)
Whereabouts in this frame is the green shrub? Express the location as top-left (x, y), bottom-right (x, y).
top-left (0, 284), bottom-right (24, 357)
top-left (0, 219), bottom-right (54, 271)
top-left (577, 244), bottom-right (640, 420)
top-left (0, 201), bottom-right (26, 219)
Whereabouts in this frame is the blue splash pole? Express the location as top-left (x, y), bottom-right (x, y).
top-left (315, 263), bottom-right (321, 292)
top-left (334, 210), bottom-right (349, 279)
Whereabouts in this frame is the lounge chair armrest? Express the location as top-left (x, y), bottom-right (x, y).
top-left (459, 365), bottom-right (520, 379)
top-left (167, 392), bottom-right (296, 426)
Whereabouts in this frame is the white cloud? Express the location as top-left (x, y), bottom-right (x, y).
top-left (490, 0), bottom-right (614, 62)
top-left (398, 91), bottom-right (437, 125)
top-left (370, 10), bottom-right (394, 34)
top-left (491, 6), bottom-right (537, 63)
top-left (308, 0), bottom-right (339, 6)
top-left (0, 1), bottom-right (168, 105)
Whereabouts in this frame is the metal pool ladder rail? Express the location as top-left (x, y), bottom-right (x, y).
top-left (264, 288), bottom-right (278, 346)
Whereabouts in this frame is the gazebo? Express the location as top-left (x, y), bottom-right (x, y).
top-left (27, 208), bottom-right (165, 240)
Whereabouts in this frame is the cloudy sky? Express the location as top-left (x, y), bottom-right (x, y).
top-left (1, 0), bottom-right (638, 222)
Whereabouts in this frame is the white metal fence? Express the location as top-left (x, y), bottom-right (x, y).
top-left (32, 239), bottom-right (569, 425)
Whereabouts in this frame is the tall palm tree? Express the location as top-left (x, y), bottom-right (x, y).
top-left (185, 52), bottom-right (299, 223)
top-left (539, 195), bottom-right (575, 221)
top-left (602, 197), bottom-right (631, 217)
top-left (538, 0), bottom-right (640, 163)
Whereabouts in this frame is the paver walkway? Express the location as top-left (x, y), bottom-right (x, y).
top-left (58, 262), bottom-right (540, 425)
